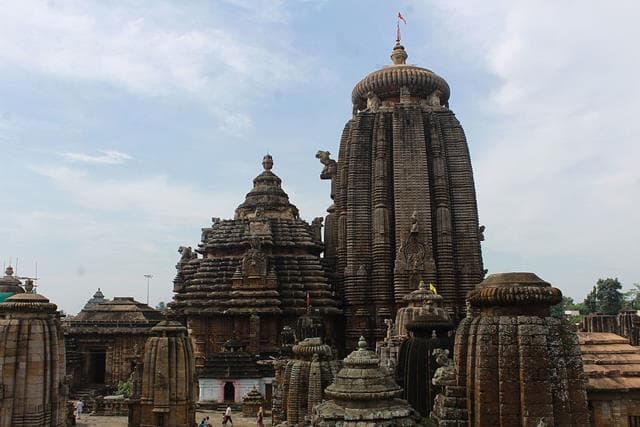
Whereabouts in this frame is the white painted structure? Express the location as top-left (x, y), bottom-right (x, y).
top-left (199, 377), bottom-right (274, 403)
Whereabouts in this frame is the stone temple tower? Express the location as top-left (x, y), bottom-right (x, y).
top-left (320, 42), bottom-right (485, 346)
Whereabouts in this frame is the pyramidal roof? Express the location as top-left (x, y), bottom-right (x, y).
top-left (235, 154), bottom-right (299, 220)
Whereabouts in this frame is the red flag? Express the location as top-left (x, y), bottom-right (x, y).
top-left (398, 12), bottom-right (407, 24)
top-left (306, 291), bottom-right (311, 307)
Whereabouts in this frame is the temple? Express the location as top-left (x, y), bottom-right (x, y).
top-left (320, 41), bottom-right (484, 347)
top-left (64, 293), bottom-right (164, 396)
top-left (170, 154), bottom-right (341, 404)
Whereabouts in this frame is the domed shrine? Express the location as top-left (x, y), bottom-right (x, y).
top-left (319, 41), bottom-right (485, 347)
top-left (170, 154), bottom-right (341, 404)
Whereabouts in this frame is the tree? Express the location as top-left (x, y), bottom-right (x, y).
top-left (155, 301), bottom-right (168, 314)
top-left (624, 283), bottom-right (640, 310)
top-left (550, 296), bottom-right (576, 318)
top-left (582, 286), bottom-right (598, 314)
top-left (595, 278), bottom-right (624, 315)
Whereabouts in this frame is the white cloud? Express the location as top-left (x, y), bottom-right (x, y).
top-left (0, 0), bottom-right (312, 136)
top-left (62, 149), bottom-right (132, 164)
top-left (416, 2), bottom-right (640, 295)
top-left (31, 165), bottom-right (237, 223)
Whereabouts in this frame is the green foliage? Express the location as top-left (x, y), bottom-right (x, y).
top-left (550, 296), bottom-right (576, 318)
top-left (581, 278), bottom-right (625, 315)
top-left (595, 278), bottom-right (623, 314)
top-left (116, 380), bottom-right (131, 398)
top-left (624, 283), bottom-right (640, 310)
top-left (155, 301), bottom-right (168, 313)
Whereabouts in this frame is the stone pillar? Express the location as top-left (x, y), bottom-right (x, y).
top-left (433, 272), bottom-right (590, 427)
top-left (136, 320), bottom-right (197, 427)
top-left (249, 313), bottom-right (260, 354)
top-left (0, 282), bottom-right (67, 427)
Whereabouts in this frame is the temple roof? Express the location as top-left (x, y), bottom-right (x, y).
top-left (235, 155), bottom-right (299, 220)
top-left (66, 296), bottom-right (164, 334)
top-left (578, 332), bottom-right (640, 392)
top-left (0, 279), bottom-right (56, 314)
top-left (351, 43), bottom-right (450, 110)
top-left (82, 287), bottom-right (108, 310)
top-left (171, 155), bottom-right (340, 317)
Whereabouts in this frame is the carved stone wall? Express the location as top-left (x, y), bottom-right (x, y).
top-left (136, 320), bottom-right (197, 427)
top-left (432, 272), bottom-right (590, 426)
top-left (324, 44), bottom-right (484, 348)
top-left (0, 285), bottom-right (67, 427)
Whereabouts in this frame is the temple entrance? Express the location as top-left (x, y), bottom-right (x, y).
top-left (223, 382), bottom-right (235, 402)
top-left (264, 383), bottom-right (272, 409)
top-left (89, 351), bottom-right (106, 383)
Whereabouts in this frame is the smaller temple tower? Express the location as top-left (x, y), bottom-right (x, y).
top-left (0, 280), bottom-right (67, 427)
top-left (134, 320), bottom-right (197, 427)
top-left (312, 336), bottom-right (419, 426)
top-left (432, 272), bottom-right (590, 426)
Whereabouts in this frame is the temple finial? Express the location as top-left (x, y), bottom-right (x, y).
top-left (262, 154), bottom-right (273, 171)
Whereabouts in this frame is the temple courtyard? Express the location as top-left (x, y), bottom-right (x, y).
top-left (77, 412), bottom-right (271, 426)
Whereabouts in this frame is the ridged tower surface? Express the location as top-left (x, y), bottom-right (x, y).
top-left (323, 42), bottom-right (484, 347)
top-left (433, 272), bottom-right (590, 426)
top-left (0, 282), bottom-right (67, 427)
top-left (171, 155), bottom-right (341, 359)
top-left (137, 320), bottom-right (197, 427)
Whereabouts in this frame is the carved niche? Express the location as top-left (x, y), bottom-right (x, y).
top-left (242, 238), bottom-right (267, 278)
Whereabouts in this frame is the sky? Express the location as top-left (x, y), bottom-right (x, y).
top-left (1, 1), bottom-right (638, 315)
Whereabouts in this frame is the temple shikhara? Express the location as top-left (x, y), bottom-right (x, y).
top-left (0, 25), bottom-right (633, 427)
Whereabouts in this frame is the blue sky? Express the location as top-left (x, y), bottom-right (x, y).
top-left (1, 1), bottom-right (638, 314)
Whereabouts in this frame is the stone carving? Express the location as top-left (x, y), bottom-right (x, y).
top-left (243, 238), bottom-right (267, 277)
top-left (315, 150), bottom-right (337, 180)
top-left (311, 217), bottom-right (323, 242)
top-left (366, 90), bottom-right (381, 111)
top-left (479, 224), bottom-right (486, 241)
top-left (427, 89), bottom-right (443, 107)
top-left (178, 246), bottom-right (196, 262)
top-left (400, 85), bottom-right (411, 103)
top-left (431, 348), bottom-right (455, 386)
top-left (384, 318), bottom-right (395, 339)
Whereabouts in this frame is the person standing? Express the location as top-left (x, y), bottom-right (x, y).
top-left (224, 405), bottom-right (233, 426)
top-left (256, 406), bottom-right (264, 427)
top-left (75, 400), bottom-right (84, 421)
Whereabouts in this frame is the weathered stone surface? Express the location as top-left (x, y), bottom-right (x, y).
top-left (242, 385), bottom-right (264, 417)
top-left (129, 320), bottom-right (197, 427)
top-left (0, 280), bottom-right (67, 427)
top-left (432, 272), bottom-right (590, 426)
top-left (64, 293), bottom-right (164, 392)
top-left (171, 155), bottom-right (341, 379)
top-left (580, 310), bottom-right (640, 346)
top-left (322, 43), bottom-right (484, 348)
top-left (311, 336), bottom-right (419, 426)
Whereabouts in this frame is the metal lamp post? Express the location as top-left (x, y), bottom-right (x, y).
top-left (144, 274), bottom-right (153, 305)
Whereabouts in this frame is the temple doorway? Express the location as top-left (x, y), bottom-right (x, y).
top-left (89, 351), bottom-right (106, 383)
top-left (223, 382), bottom-right (235, 402)
top-left (264, 383), bottom-right (272, 409)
